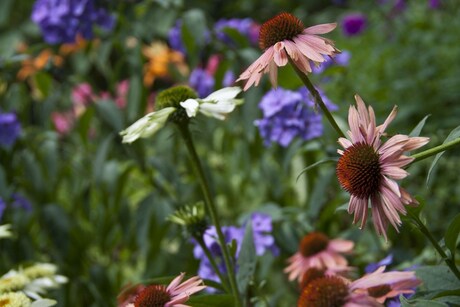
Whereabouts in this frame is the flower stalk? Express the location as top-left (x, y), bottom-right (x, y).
top-left (288, 57), bottom-right (346, 138)
top-left (407, 210), bottom-right (460, 281)
top-left (410, 137), bottom-right (460, 164)
top-left (177, 125), bottom-right (242, 307)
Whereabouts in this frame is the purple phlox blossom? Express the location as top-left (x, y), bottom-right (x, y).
top-left (214, 18), bottom-right (259, 46)
top-left (192, 213), bottom-right (278, 289)
top-left (342, 13), bottom-right (367, 37)
top-left (0, 112), bottom-right (21, 148)
top-left (255, 88), bottom-right (329, 147)
top-left (189, 68), bottom-right (215, 97)
top-left (250, 212), bottom-right (279, 256)
top-left (312, 50), bottom-right (351, 74)
top-left (168, 20), bottom-right (186, 54)
top-left (31, 0), bottom-right (115, 44)
top-left (365, 254), bottom-right (394, 273)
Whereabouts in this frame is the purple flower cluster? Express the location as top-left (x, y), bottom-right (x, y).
top-left (214, 18), bottom-right (259, 46)
top-left (341, 13), bottom-right (367, 37)
top-left (192, 213), bottom-right (278, 285)
top-left (255, 88), bottom-right (336, 147)
top-left (31, 0), bottom-right (115, 44)
top-left (168, 20), bottom-right (186, 54)
top-left (0, 112), bottom-right (21, 148)
top-left (189, 68), bottom-right (215, 97)
top-left (0, 198), bottom-right (6, 222)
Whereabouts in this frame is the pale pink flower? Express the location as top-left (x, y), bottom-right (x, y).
top-left (350, 266), bottom-right (421, 304)
top-left (115, 80), bottom-right (130, 109)
top-left (298, 266), bottom-right (420, 307)
top-left (284, 232), bottom-right (354, 282)
top-left (336, 95), bottom-right (430, 240)
top-left (71, 83), bottom-right (93, 107)
top-left (121, 273), bottom-right (206, 307)
top-left (237, 12), bottom-right (338, 91)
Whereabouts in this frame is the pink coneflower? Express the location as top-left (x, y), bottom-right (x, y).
top-left (298, 266), bottom-right (420, 307)
top-left (237, 13), bottom-right (338, 91)
top-left (284, 232), bottom-right (354, 282)
top-left (336, 95), bottom-right (429, 240)
top-left (122, 273), bottom-right (206, 307)
top-left (352, 266), bottom-right (421, 304)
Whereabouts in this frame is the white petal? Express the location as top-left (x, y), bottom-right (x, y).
top-left (120, 107), bottom-right (175, 143)
top-left (180, 99), bottom-right (200, 117)
top-left (199, 101), bottom-right (236, 120)
top-left (203, 87), bottom-right (242, 102)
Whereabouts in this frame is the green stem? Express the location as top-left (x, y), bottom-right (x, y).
top-left (410, 137), bottom-right (460, 164)
top-left (408, 210), bottom-right (460, 280)
top-left (288, 57), bottom-right (346, 138)
top-left (194, 235), bottom-right (231, 293)
top-left (178, 125), bottom-right (242, 307)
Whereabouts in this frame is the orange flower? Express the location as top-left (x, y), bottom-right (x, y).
top-left (142, 42), bottom-right (188, 87)
top-left (17, 49), bottom-right (63, 81)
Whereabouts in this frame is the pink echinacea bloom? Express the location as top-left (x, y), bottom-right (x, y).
top-left (284, 232), bottom-right (354, 282)
top-left (121, 273), bottom-right (206, 307)
top-left (298, 266), bottom-right (420, 306)
top-left (336, 95), bottom-right (429, 240)
top-left (237, 12), bottom-right (338, 91)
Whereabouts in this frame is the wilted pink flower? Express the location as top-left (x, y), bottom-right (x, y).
top-left (237, 13), bottom-right (338, 91)
top-left (284, 232), bottom-right (354, 282)
top-left (298, 266), bottom-right (420, 307)
top-left (122, 273), bottom-right (206, 307)
top-left (336, 95), bottom-right (429, 240)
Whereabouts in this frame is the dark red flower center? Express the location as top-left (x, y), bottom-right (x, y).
top-left (300, 268), bottom-right (326, 290)
top-left (299, 232), bottom-right (329, 257)
top-left (298, 276), bottom-right (349, 307)
top-left (336, 142), bottom-right (382, 199)
top-left (134, 284), bottom-right (171, 307)
top-left (259, 13), bottom-right (304, 50)
top-left (367, 284), bottom-right (392, 298)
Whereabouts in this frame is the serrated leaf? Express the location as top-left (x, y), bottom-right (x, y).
top-left (409, 115), bottom-right (430, 137)
top-left (444, 213), bottom-right (460, 262)
top-left (427, 125), bottom-right (460, 185)
top-left (236, 220), bottom-right (256, 297)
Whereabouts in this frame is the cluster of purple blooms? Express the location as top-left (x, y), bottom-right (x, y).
top-left (255, 87), bottom-right (337, 147)
top-left (0, 112), bottom-right (21, 148)
top-left (188, 68), bottom-right (215, 98)
top-left (214, 18), bottom-right (259, 46)
top-left (31, 0), bottom-right (115, 44)
top-left (192, 212), bottom-right (278, 286)
top-left (168, 18), bottom-right (258, 54)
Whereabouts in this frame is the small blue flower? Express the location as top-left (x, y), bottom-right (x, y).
top-left (365, 254), bottom-right (394, 273)
top-left (341, 13), bottom-right (367, 37)
top-left (0, 112), bottom-right (21, 147)
top-left (31, 0), bottom-right (115, 44)
top-left (0, 198), bottom-right (6, 222)
top-left (189, 68), bottom-right (215, 98)
top-left (168, 20), bottom-right (186, 54)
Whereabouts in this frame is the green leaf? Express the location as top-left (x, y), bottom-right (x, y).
top-left (127, 75), bottom-right (142, 122)
top-left (92, 135), bottom-right (113, 184)
top-left (427, 125), bottom-right (460, 185)
top-left (400, 296), bottom-right (447, 307)
top-left (409, 115), bottom-right (430, 137)
top-left (33, 72), bottom-right (53, 98)
top-left (416, 266), bottom-right (459, 292)
top-left (182, 9), bottom-right (208, 67)
top-left (296, 158), bottom-right (337, 182)
top-left (187, 294), bottom-right (234, 307)
top-left (444, 213), bottom-right (460, 262)
top-left (237, 220), bottom-right (256, 297)
top-left (433, 289), bottom-right (460, 299)
top-left (94, 100), bottom-right (124, 132)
